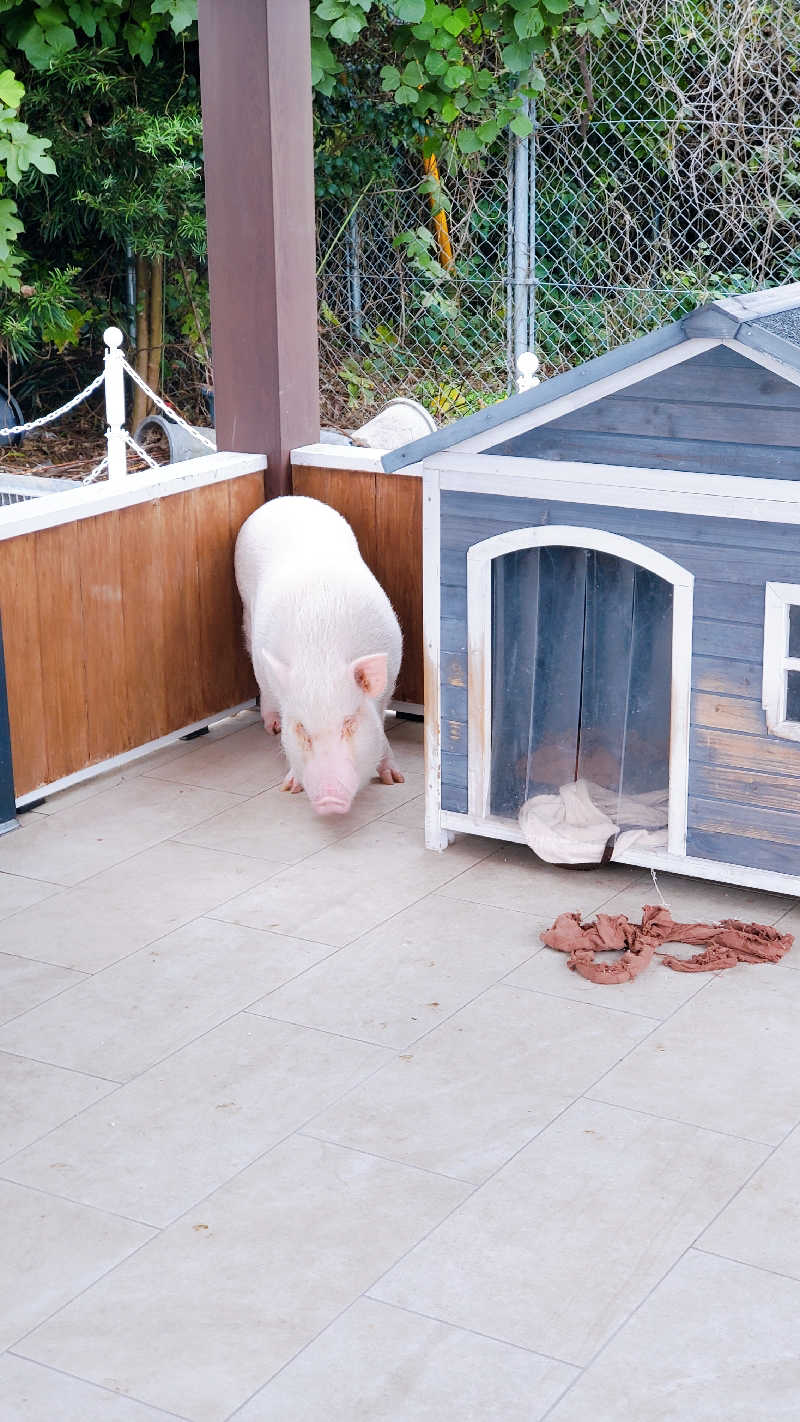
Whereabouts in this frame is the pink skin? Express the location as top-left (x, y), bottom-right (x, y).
top-left (264, 650), bottom-right (404, 815)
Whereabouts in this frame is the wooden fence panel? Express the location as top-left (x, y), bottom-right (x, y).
top-left (0, 468), bottom-right (264, 799)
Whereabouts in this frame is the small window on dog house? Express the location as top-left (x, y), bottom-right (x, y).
top-left (763, 584), bottom-right (800, 740)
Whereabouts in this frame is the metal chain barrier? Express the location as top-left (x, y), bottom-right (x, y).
top-left (0, 370), bottom-right (105, 439)
top-left (121, 358), bottom-right (216, 451)
top-left (0, 326), bottom-right (214, 485)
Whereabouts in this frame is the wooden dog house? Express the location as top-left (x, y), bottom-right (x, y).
top-left (384, 283), bottom-right (800, 894)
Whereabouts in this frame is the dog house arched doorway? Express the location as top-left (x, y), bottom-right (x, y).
top-left (466, 527), bottom-right (693, 860)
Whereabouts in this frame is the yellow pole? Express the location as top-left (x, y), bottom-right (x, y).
top-left (422, 152), bottom-right (455, 271)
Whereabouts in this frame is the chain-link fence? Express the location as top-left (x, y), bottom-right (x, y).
top-left (316, 0), bottom-right (800, 430)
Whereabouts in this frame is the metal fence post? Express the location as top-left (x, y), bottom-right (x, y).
top-left (0, 613), bottom-right (18, 835)
top-left (103, 326), bottom-right (128, 483)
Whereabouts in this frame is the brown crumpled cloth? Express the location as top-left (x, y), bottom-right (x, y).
top-left (541, 904), bottom-right (794, 984)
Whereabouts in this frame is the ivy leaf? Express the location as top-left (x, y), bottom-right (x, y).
top-left (401, 59), bottom-right (425, 85)
top-left (380, 64), bottom-right (401, 89)
top-left (0, 122), bottom-right (56, 182)
top-left (440, 97), bottom-right (459, 122)
top-left (424, 51), bottom-right (448, 74)
top-left (443, 5), bottom-right (472, 35)
top-left (476, 118), bottom-right (501, 142)
top-left (541, 0), bottom-right (570, 10)
top-left (0, 197), bottom-right (23, 264)
top-left (167, 0), bottom-right (197, 33)
top-left (509, 111), bottom-right (534, 137)
top-left (67, 2), bottom-right (98, 36)
top-left (501, 41), bottom-right (535, 73)
top-left (310, 36), bottom-right (338, 87)
top-left (330, 12), bottom-right (365, 42)
top-left (394, 83), bottom-right (419, 104)
top-left (35, 5), bottom-right (71, 31)
top-left (388, 0), bottom-right (426, 19)
top-left (0, 69), bottom-right (24, 110)
top-left (443, 64), bottom-right (470, 90)
top-left (315, 0), bottom-right (346, 17)
top-left (456, 127), bottom-right (481, 154)
top-left (513, 7), bottom-right (544, 38)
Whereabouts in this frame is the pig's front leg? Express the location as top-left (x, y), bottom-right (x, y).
top-left (262, 707), bottom-right (282, 735)
top-left (281, 771), bottom-right (304, 794)
top-left (377, 742), bottom-right (405, 786)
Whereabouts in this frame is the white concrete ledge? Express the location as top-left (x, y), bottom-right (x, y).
top-left (0, 450), bottom-right (266, 541)
top-left (291, 443), bottom-right (422, 477)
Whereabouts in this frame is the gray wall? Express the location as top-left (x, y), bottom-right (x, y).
top-left (440, 489), bottom-right (800, 876)
top-left (486, 347), bottom-right (800, 480)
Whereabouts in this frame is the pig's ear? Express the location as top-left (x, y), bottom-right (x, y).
top-left (261, 649), bottom-right (290, 696)
top-left (351, 652), bottom-right (387, 699)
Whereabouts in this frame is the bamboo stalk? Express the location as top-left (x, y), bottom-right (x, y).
top-left (146, 254), bottom-right (164, 401)
top-left (132, 254), bottom-right (151, 429)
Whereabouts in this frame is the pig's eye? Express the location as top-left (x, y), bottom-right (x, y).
top-left (342, 716), bottom-right (357, 740)
top-left (295, 722), bottom-right (312, 751)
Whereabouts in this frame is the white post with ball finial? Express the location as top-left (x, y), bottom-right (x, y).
top-left (103, 326), bottom-right (127, 482)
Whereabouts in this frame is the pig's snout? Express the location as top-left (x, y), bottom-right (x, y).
top-left (304, 760), bottom-right (360, 816)
top-left (312, 789), bottom-right (352, 816)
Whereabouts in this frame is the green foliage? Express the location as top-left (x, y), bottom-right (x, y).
top-left (0, 263), bottom-right (85, 365)
top-left (2, 1), bottom-right (195, 70)
top-left (0, 65), bottom-right (54, 288)
top-left (312, 1), bottom-right (619, 163)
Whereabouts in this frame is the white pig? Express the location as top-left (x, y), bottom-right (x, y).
top-left (234, 495), bottom-right (404, 815)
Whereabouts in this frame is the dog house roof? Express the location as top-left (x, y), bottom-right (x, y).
top-left (382, 281), bottom-right (800, 473)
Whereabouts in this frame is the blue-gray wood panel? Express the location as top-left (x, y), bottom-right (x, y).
top-left (686, 828), bottom-right (800, 876)
top-left (439, 487), bottom-right (800, 873)
top-left (486, 348), bottom-right (800, 480)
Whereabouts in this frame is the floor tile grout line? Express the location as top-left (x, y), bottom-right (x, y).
top-left (538, 1111), bottom-right (800, 1418)
top-left (403, 969), bottom-right (721, 1223)
top-left (0, 994), bottom-right (395, 1183)
top-left (363, 1295), bottom-right (579, 1371)
top-left (224, 1291), bottom-right (578, 1422)
top-left (276, 929), bottom-right (724, 1211)
top-left (0, 971), bottom-right (94, 1030)
top-left (582, 1094), bottom-right (777, 1148)
top-left (0, 1045), bottom-right (121, 1086)
top-left (298, 1131), bottom-right (479, 1187)
top-left (0, 1170), bottom-right (161, 1231)
top-left (8, 1075), bottom-right (460, 1367)
top-left (0, 769), bottom-right (286, 896)
top-left (691, 1241), bottom-right (800, 1285)
top-left (244, 913), bottom-right (553, 1056)
top-left (493, 976), bottom-right (665, 1022)
top-left (6, 1349), bottom-right (194, 1420)
top-left (1, 1028), bottom-right (404, 1239)
top-left (244, 1009), bottom-right (401, 1053)
top-left (203, 831), bottom-right (497, 958)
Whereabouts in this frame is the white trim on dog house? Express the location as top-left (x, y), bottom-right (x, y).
top-left (465, 525), bottom-right (694, 856)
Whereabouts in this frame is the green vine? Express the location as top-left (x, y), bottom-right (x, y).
top-left (311, 1), bottom-right (619, 156)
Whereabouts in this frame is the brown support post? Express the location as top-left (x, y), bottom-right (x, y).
top-left (198, 0), bottom-right (320, 497)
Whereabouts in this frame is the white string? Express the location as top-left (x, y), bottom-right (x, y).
top-left (650, 867), bottom-right (671, 910)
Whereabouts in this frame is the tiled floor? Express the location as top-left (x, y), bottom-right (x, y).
top-left (2, 710), bottom-right (800, 1420)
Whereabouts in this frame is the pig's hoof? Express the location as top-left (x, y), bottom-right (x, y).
top-left (263, 710), bottom-right (281, 735)
top-left (377, 756), bottom-right (405, 786)
top-left (281, 772), bottom-right (303, 795)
